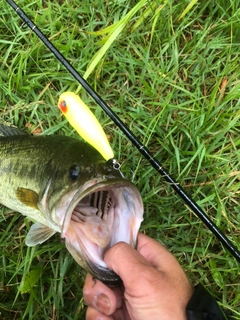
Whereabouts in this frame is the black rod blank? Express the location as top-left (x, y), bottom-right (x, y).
top-left (6, 0), bottom-right (240, 262)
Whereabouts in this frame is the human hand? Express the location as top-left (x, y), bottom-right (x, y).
top-left (83, 232), bottom-right (193, 320)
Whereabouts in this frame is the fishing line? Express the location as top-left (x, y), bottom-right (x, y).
top-left (6, 0), bottom-right (240, 262)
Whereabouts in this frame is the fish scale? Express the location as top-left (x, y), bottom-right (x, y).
top-left (0, 124), bottom-right (143, 284)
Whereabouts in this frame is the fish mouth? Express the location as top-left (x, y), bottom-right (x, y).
top-left (59, 178), bottom-right (143, 284)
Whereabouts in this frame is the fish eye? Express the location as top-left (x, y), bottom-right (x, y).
top-left (69, 164), bottom-right (80, 181)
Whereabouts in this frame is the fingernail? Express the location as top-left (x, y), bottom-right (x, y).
top-left (93, 292), bottom-right (111, 314)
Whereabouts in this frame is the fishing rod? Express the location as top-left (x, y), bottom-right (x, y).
top-left (6, 0), bottom-right (240, 262)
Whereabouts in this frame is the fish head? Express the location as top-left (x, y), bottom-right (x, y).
top-left (41, 140), bottom-right (143, 284)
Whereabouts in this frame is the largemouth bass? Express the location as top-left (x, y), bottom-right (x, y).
top-left (0, 124), bottom-right (143, 284)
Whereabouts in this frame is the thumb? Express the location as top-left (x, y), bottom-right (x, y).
top-left (104, 240), bottom-right (161, 296)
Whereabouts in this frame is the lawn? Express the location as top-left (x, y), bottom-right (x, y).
top-left (0, 0), bottom-right (240, 319)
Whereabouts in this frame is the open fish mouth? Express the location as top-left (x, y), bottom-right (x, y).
top-left (60, 178), bottom-right (143, 284)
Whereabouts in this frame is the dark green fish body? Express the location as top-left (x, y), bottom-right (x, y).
top-left (0, 125), bottom-right (143, 284)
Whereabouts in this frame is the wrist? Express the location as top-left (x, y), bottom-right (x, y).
top-left (186, 283), bottom-right (228, 320)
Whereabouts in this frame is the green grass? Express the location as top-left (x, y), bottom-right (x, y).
top-left (1, 0), bottom-right (240, 318)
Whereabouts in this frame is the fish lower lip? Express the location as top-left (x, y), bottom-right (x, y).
top-left (61, 179), bottom-right (143, 284)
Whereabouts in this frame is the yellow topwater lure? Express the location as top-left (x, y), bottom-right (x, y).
top-left (58, 92), bottom-right (114, 161)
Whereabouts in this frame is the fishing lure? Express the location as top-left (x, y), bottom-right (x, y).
top-left (58, 92), bottom-right (114, 161)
